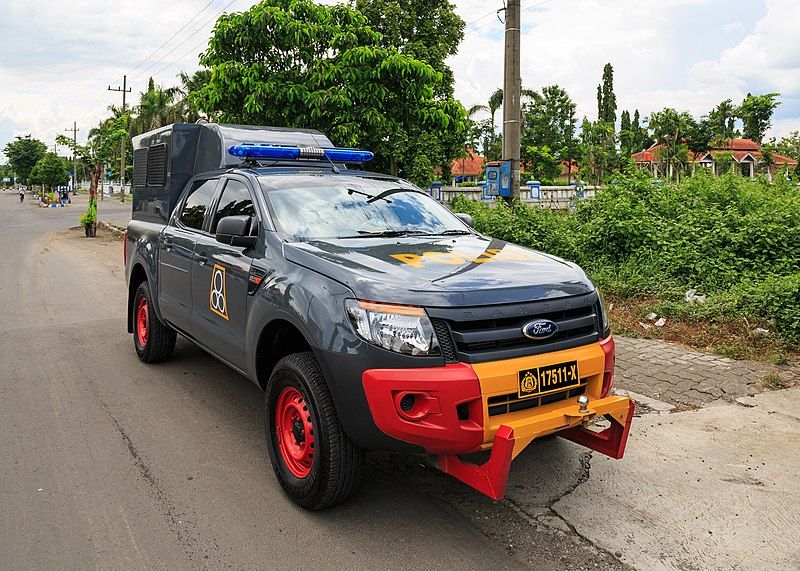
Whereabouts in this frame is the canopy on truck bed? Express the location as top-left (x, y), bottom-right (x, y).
top-left (131, 122), bottom-right (333, 223)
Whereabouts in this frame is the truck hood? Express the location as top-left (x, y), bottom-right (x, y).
top-left (283, 234), bottom-right (594, 306)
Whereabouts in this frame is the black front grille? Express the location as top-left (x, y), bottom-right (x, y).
top-left (431, 318), bottom-right (458, 363)
top-left (487, 382), bottom-right (588, 416)
top-left (427, 292), bottom-right (600, 363)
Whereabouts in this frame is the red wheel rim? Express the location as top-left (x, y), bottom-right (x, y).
top-left (275, 387), bottom-right (315, 479)
top-left (135, 297), bottom-right (149, 348)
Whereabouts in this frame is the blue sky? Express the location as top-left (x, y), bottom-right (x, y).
top-left (1, 0), bottom-right (798, 159)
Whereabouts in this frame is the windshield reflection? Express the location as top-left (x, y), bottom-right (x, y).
top-left (260, 178), bottom-right (468, 241)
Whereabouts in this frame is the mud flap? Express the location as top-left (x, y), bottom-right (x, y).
top-left (436, 425), bottom-right (515, 500)
top-left (559, 400), bottom-right (635, 459)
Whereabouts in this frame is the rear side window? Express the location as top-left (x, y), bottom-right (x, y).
top-left (211, 179), bottom-right (257, 232)
top-left (179, 179), bottom-right (218, 230)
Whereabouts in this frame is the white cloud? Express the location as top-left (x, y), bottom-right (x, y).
top-left (1, 0), bottom-right (799, 158)
top-left (723, 21), bottom-right (745, 33)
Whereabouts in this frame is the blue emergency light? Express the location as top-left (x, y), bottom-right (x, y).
top-left (228, 143), bottom-right (374, 164)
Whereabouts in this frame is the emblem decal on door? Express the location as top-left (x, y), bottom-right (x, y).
top-left (210, 264), bottom-right (229, 320)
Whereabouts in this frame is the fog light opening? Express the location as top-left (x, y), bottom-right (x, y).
top-left (400, 393), bottom-right (415, 413)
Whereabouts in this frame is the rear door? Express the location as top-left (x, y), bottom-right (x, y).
top-left (158, 177), bottom-right (220, 332)
top-left (190, 176), bottom-right (260, 369)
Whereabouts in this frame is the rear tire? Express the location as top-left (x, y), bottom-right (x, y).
top-left (265, 352), bottom-right (364, 510)
top-left (133, 281), bottom-right (176, 363)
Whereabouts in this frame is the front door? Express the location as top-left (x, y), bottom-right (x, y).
top-left (190, 177), bottom-right (259, 369)
top-left (158, 177), bottom-right (220, 331)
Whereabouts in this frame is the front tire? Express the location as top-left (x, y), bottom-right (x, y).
top-left (265, 352), bottom-right (364, 510)
top-left (133, 281), bottom-right (176, 363)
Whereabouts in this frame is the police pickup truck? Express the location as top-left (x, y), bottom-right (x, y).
top-left (125, 123), bottom-right (634, 510)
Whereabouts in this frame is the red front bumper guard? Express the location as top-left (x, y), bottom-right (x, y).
top-left (436, 399), bottom-right (635, 500)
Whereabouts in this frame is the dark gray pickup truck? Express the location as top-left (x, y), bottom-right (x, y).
top-left (125, 122), bottom-right (633, 509)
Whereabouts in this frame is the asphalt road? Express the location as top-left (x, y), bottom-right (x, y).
top-left (0, 192), bottom-right (524, 569)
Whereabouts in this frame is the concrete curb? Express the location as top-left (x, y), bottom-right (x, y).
top-left (98, 220), bottom-right (125, 236)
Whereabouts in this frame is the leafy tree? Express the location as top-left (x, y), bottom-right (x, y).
top-left (488, 88), bottom-right (504, 135)
top-left (58, 115), bottom-right (129, 235)
top-left (578, 118), bottom-right (616, 185)
top-left (738, 93), bottom-right (780, 143)
top-left (522, 84), bottom-right (576, 165)
top-left (648, 108), bottom-right (693, 181)
top-left (354, 0), bottom-right (464, 97)
top-left (706, 99), bottom-right (738, 143)
top-left (631, 109), bottom-right (651, 152)
top-left (522, 145), bottom-right (560, 181)
top-left (619, 110), bottom-right (633, 157)
top-left (685, 117), bottom-right (713, 154)
top-left (765, 130), bottom-right (800, 177)
top-left (3, 136), bottom-right (47, 185)
top-left (0, 163), bottom-right (13, 186)
top-left (192, 0), bottom-right (467, 185)
top-left (596, 63), bottom-right (617, 124)
top-left (29, 152), bottom-right (69, 191)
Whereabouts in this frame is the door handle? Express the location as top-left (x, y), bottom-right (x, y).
top-left (196, 255), bottom-right (208, 266)
top-left (163, 240), bottom-right (173, 252)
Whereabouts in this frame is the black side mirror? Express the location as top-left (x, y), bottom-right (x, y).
top-left (455, 213), bottom-right (474, 228)
top-left (216, 215), bottom-right (257, 249)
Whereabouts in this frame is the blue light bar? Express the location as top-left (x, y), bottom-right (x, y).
top-left (228, 143), bottom-right (374, 164)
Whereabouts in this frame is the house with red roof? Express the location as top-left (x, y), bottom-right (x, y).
top-left (449, 148), bottom-right (485, 184)
top-left (632, 138), bottom-right (797, 179)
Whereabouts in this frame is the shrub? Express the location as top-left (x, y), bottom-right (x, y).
top-left (80, 198), bottom-right (97, 227)
top-left (452, 170), bottom-right (800, 342)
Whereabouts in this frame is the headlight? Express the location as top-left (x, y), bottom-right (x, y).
top-left (345, 300), bottom-right (440, 356)
top-left (596, 289), bottom-right (610, 337)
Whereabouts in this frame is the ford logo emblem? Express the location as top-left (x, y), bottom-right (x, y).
top-left (522, 319), bottom-right (559, 341)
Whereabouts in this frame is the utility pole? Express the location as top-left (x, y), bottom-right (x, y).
top-left (108, 75), bottom-right (131, 200)
top-left (64, 122), bottom-right (79, 193)
top-left (502, 0), bottom-right (521, 204)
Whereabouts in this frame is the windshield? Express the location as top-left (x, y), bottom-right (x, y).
top-left (260, 177), bottom-right (470, 241)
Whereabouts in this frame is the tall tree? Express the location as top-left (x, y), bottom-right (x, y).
top-left (521, 84), bottom-right (576, 177)
top-left (631, 109), bottom-right (651, 152)
top-left (488, 88), bottom-right (504, 135)
top-left (648, 107), bottom-right (693, 181)
top-left (578, 118), bottom-right (616, 185)
top-left (192, 0), bottom-right (466, 185)
top-left (619, 109), bottom-right (632, 157)
top-left (58, 115), bottom-right (129, 235)
top-left (3, 136), bottom-right (47, 185)
top-left (354, 0), bottom-right (464, 97)
top-left (28, 152), bottom-right (69, 191)
top-left (596, 63), bottom-right (617, 124)
top-left (738, 93), bottom-right (780, 143)
top-left (706, 99), bottom-right (738, 143)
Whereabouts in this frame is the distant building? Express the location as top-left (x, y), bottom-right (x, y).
top-left (449, 148), bottom-right (485, 184)
top-left (632, 138), bottom-right (797, 179)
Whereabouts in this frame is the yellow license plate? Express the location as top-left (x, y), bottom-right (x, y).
top-left (518, 360), bottom-right (580, 398)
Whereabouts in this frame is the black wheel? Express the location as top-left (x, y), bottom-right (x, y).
top-left (133, 281), bottom-right (176, 363)
top-left (265, 352), bottom-right (364, 510)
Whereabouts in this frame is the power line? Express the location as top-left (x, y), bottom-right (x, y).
top-left (128, 0), bottom-right (240, 86)
top-left (124, 0), bottom-right (221, 78)
top-left (80, 0), bottom-right (240, 123)
top-left (464, 0), bottom-right (554, 37)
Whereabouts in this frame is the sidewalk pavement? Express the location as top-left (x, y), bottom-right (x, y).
top-left (615, 336), bottom-right (799, 408)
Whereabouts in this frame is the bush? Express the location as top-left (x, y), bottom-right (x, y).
top-left (80, 198), bottom-right (97, 227)
top-left (452, 169), bottom-right (800, 342)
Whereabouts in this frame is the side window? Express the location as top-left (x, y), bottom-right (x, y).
top-left (211, 179), bottom-right (257, 233)
top-left (178, 179), bottom-right (218, 231)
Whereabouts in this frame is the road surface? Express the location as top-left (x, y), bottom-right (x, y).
top-left (3, 191), bottom-right (798, 570)
top-left (0, 193), bottom-right (525, 569)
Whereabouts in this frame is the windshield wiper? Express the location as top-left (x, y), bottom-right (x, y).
top-left (347, 187), bottom-right (392, 203)
top-left (419, 229), bottom-right (473, 236)
top-left (336, 229), bottom-right (428, 239)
